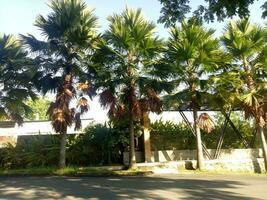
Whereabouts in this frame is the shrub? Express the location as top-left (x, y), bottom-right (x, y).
top-left (0, 135), bottom-right (59, 169)
top-left (150, 112), bottom-right (258, 151)
top-left (67, 123), bottom-right (128, 166)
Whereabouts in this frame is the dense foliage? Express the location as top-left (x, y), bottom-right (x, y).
top-left (158, 0), bottom-right (266, 27)
top-left (0, 35), bottom-right (36, 123)
top-left (0, 115), bottom-right (258, 169)
top-left (0, 123), bottom-right (128, 168)
top-left (151, 113), bottom-right (258, 151)
top-left (25, 97), bottom-right (51, 120)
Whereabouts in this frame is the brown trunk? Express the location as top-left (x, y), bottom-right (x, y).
top-left (260, 127), bottom-right (267, 172)
top-left (193, 109), bottom-right (204, 170)
top-left (59, 130), bottom-right (67, 169)
top-left (243, 58), bottom-right (267, 171)
top-left (143, 111), bottom-right (151, 162)
top-left (243, 58), bottom-right (254, 90)
top-left (129, 112), bottom-right (136, 168)
top-left (127, 51), bottom-right (137, 168)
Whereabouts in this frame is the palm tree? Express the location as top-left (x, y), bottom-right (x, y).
top-left (221, 19), bottom-right (267, 171)
top-left (94, 8), bottom-right (168, 168)
top-left (0, 34), bottom-right (36, 124)
top-left (22, 0), bottom-right (98, 168)
top-left (164, 18), bottom-right (223, 170)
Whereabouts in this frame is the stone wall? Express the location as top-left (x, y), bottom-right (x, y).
top-left (123, 149), bottom-right (265, 173)
top-left (123, 148), bottom-right (263, 164)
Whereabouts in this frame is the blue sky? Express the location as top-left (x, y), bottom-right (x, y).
top-left (0, 0), bottom-right (266, 39)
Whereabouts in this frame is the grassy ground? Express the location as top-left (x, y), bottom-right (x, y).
top-left (0, 166), bottom-right (153, 176)
top-left (0, 166), bottom-right (266, 176)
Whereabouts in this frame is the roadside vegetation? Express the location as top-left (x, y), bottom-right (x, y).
top-left (0, 0), bottom-right (266, 172)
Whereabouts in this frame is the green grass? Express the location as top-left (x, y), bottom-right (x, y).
top-left (0, 166), bottom-right (266, 177)
top-left (0, 166), bottom-right (152, 176)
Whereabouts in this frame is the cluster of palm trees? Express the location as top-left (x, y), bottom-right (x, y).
top-left (0, 0), bottom-right (266, 170)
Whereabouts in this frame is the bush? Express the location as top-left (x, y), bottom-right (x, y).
top-left (0, 112), bottom-right (258, 169)
top-left (150, 112), bottom-right (258, 151)
top-left (0, 123), bottom-right (129, 169)
top-left (0, 135), bottom-right (59, 169)
top-left (67, 123), bottom-right (128, 166)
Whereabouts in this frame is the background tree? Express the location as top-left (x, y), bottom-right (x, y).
top-left (25, 97), bottom-right (51, 120)
top-left (0, 34), bottom-right (36, 124)
top-left (220, 19), bottom-right (267, 170)
top-left (158, 0), bottom-right (266, 27)
top-left (164, 18), bottom-right (224, 170)
top-left (94, 8), bottom-right (169, 168)
top-left (22, 0), bottom-right (98, 168)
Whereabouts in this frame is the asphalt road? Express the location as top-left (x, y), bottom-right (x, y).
top-left (0, 174), bottom-right (266, 200)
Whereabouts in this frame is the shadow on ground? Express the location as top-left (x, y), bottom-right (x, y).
top-left (0, 175), bottom-right (266, 199)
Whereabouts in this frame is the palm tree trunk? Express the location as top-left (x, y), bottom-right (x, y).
top-left (260, 127), bottom-right (267, 172)
top-left (59, 130), bottom-right (67, 169)
top-left (243, 58), bottom-right (254, 90)
top-left (129, 113), bottom-right (136, 168)
top-left (193, 109), bottom-right (204, 170)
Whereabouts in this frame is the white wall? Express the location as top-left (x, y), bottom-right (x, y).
top-left (0, 119), bottom-right (93, 136)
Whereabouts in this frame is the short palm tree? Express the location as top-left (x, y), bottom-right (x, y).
top-left (0, 34), bottom-right (36, 123)
top-left (94, 8), bottom-right (168, 168)
top-left (22, 0), bottom-right (98, 168)
top-left (164, 18), bottom-right (223, 170)
top-left (221, 19), bottom-right (267, 171)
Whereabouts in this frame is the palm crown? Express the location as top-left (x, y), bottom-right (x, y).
top-left (22, 0), bottom-right (98, 132)
top-left (22, 0), bottom-right (98, 168)
top-left (94, 8), bottom-right (169, 167)
top-left (0, 35), bottom-right (36, 124)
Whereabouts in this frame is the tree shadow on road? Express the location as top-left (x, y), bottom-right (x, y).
top-left (0, 175), bottom-right (264, 199)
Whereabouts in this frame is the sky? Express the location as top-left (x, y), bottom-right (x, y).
top-left (0, 0), bottom-right (266, 123)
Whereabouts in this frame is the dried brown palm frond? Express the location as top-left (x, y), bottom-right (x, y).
top-left (77, 81), bottom-right (90, 91)
top-left (64, 74), bottom-right (72, 82)
top-left (48, 103), bottom-right (74, 134)
top-left (50, 108), bottom-right (72, 133)
top-left (115, 104), bottom-right (126, 119)
top-left (108, 103), bottom-right (126, 119)
top-left (46, 102), bottom-right (56, 118)
top-left (107, 102), bottom-right (117, 118)
top-left (77, 97), bottom-right (88, 113)
top-left (140, 99), bottom-right (149, 112)
top-left (99, 89), bottom-right (116, 108)
top-left (146, 88), bottom-right (162, 114)
top-left (132, 97), bottom-right (142, 119)
top-left (55, 87), bottom-right (73, 107)
top-left (257, 103), bottom-right (267, 127)
top-left (74, 112), bottom-right (81, 130)
top-left (197, 113), bottom-right (215, 133)
top-left (241, 91), bottom-right (266, 127)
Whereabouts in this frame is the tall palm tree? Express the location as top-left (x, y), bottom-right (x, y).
top-left (164, 18), bottom-right (223, 170)
top-left (221, 19), bottom-right (267, 171)
top-left (22, 0), bottom-right (98, 168)
top-left (94, 8), bottom-right (168, 168)
top-left (0, 34), bottom-right (36, 123)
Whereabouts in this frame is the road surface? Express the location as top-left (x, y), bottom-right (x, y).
top-left (0, 174), bottom-right (266, 199)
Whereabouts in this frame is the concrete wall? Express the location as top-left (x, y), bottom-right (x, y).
top-left (0, 119), bottom-right (93, 147)
top-left (123, 148), bottom-right (263, 164)
top-left (123, 148), bottom-right (265, 173)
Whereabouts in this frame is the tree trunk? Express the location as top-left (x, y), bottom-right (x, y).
top-left (260, 127), bottom-right (267, 172)
top-left (243, 58), bottom-right (254, 90)
top-left (129, 113), bottom-right (136, 168)
top-left (193, 109), bottom-right (204, 170)
top-left (143, 111), bottom-right (152, 162)
top-left (59, 130), bottom-right (67, 169)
